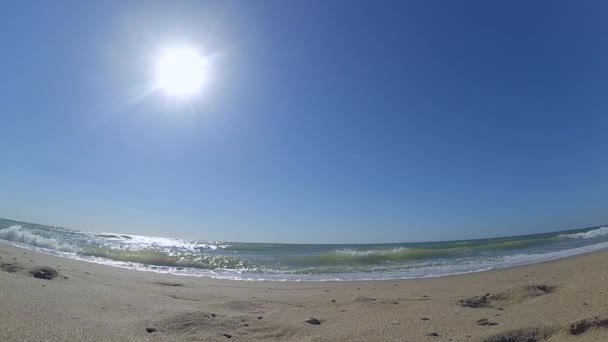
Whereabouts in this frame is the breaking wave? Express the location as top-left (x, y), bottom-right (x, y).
top-left (0, 225), bottom-right (80, 253)
top-left (559, 226), bottom-right (608, 239)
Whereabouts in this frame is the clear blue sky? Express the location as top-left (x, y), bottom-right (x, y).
top-left (1, 1), bottom-right (607, 243)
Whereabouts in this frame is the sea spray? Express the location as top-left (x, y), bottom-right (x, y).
top-left (0, 225), bottom-right (80, 253)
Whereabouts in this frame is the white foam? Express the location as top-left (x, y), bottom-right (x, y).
top-left (90, 231), bottom-right (225, 251)
top-left (335, 247), bottom-right (407, 256)
top-left (0, 225), bottom-right (80, 253)
top-left (559, 227), bottom-right (608, 239)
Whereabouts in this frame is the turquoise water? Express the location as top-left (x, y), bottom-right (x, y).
top-left (1, 217), bottom-right (608, 281)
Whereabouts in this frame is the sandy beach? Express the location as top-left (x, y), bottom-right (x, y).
top-left (1, 242), bottom-right (608, 341)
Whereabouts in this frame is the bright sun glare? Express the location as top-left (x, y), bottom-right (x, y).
top-left (156, 47), bottom-right (208, 97)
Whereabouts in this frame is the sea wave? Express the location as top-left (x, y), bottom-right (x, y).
top-left (3, 217), bottom-right (608, 281)
top-left (223, 244), bottom-right (290, 252)
top-left (90, 232), bottom-right (226, 251)
top-left (559, 227), bottom-right (608, 239)
top-left (0, 225), bottom-right (80, 253)
top-left (80, 246), bottom-right (251, 270)
top-left (303, 238), bottom-right (557, 265)
top-left (306, 247), bottom-right (457, 264)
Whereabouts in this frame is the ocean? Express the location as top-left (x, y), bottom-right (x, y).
top-left (1, 218), bottom-right (607, 281)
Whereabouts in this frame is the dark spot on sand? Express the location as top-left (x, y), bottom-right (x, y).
top-left (331, 300), bottom-right (336, 302)
top-left (421, 318), bottom-right (430, 321)
top-left (63, 276), bottom-right (69, 279)
top-left (243, 324), bottom-right (249, 327)
top-left (568, 317), bottom-right (608, 335)
top-left (305, 318), bottom-right (321, 325)
top-left (488, 322), bottom-right (499, 326)
top-left (145, 327), bottom-right (157, 333)
top-left (485, 316), bottom-right (608, 341)
top-left (529, 284), bottom-right (552, 294)
top-left (426, 332), bottom-right (439, 337)
top-left (460, 292), bottom-right (496, 308)
top-left (482, 326), bottom-right (554, 342)
top-left (393, 301), bottom-right (399, 305)
top-left (476, 318), bottom-right (489, 326)
top-left (29, 266), bottom-right (58, 280)
top-left (155, 282), bottom-right (183, 287)
top-left (497, 307), bottom-right (504, 311)
top-left (423, 295), bottom-right (428, 298)
top-left (211, 314), bottom-right (216, 318)
top-left (0, 263), bottom-right (22, 273)
top-left (257, 316), bottom-right (263, 320)
top-left (222, 333), bottom-right (232, 338)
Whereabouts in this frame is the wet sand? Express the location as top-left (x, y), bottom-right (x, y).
top-left (1, 242), bottom-right (608, 341)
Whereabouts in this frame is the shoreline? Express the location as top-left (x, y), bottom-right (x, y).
top-left (3, 242), bottom-right (608, 341)
top-left (3, 238), bottom-right (608, 283)
top-left (3, 220), bottom-right (608, 282)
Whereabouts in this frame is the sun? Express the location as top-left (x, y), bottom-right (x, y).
top-left (156, 47), bottom-right (208, 97)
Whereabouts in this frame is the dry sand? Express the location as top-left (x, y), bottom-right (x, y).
top-left (1, 242), bottom-right (608, 341)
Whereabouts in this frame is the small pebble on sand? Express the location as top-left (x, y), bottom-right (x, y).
top-left (305, 318), bottom-right (321, 325)
top-left (476, 318), bottom-right (489, 326)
